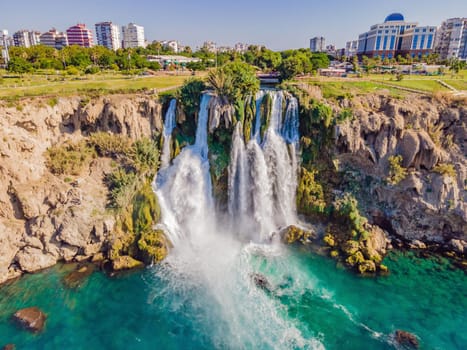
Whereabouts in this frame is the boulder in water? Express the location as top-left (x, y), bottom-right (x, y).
top-left (280, 225), bottom-right (316, 245)
top-left (2, 344), bottom-right (16, 350)
top-left (111, 256), bottom-right (144, 271)
top-left (395, 330), bottom-right (419, 349)
top-left (12, 307), bottom-right (46, 333)
top-left (250, 273), bottom-right (272, 292)
top-left (63, 264), bottom-right (95, 289)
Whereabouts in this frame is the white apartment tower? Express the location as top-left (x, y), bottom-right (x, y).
top-left (95, 22), bottom-right (121, 50)
top-left (434, 18), bottom-right (467, 60)
top-left (122, 23), bottom-right (145, 49)
top-left (310, 37), bottom-right (325, 52)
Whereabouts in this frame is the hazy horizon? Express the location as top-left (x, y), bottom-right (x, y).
top-left (1, 0), bottom-right (466, 50)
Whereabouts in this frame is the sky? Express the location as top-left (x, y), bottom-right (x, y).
top-left (1, 0), bottom-right (466, 50)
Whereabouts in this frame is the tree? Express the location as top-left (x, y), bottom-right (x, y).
top-left (7, 57), bottom-right (33, 73)
top-left (280, 55), bottom-right (303, 80)
top-left (208, 61), bottom-right (259, 101)
top-left (449, 58), bottom-right (465, 75)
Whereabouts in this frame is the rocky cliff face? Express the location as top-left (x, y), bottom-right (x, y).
top-left (334, 94), bottom-right (466, 251)
top-left (0, 95), bottom-right (162, 284)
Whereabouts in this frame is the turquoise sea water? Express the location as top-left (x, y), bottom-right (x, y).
top-left (0, 249), bottom-right (465, 350)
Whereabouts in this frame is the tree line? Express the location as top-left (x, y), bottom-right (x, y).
top-left (2, 43), bottom-right (331, 78)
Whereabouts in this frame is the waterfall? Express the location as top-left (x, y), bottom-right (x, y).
top-left (282, 96), bottom-right (300, 145)
top-left (160, 99), bottom-right (177, 168)
top-left (252, 90), bottom-right (265, 143)
top-left (152, 91), bottom-right (319, 349)
top-left (154, 94), bottom-right (212, 247)
top-left (228, 90), bottom-right (299, 239)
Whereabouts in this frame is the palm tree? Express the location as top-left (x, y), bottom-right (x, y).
top-left (207, 68), bottom-right (233, 99)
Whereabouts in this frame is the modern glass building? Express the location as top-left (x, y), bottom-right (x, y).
top-left (357, 13), bottom-right (436, 59)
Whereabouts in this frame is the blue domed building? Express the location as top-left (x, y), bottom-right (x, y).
top-left (356, 13), bottom-right (437, 59)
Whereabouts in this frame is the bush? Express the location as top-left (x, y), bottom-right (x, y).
top-left (138, 230), bottom-right (168, 263)
top-left (386, 155), bottom-right (407, 185)
top-left (105, 168), bottom-right (138, 209)
top-left (336, 108), bottom-right (354, 124)
top-left (46, 141), bottom-right (95, 175)
top-left (333, 193), bottom-right (370, 241)
top-left (433, 163), bottom-right (456, 179)
top-left (296, 167), bottom-right (327, 216)
top-left (128, 138), bottom-right (160, 176)
top-left (47, 97), bottom-right (58, 108)
top-left (88, 132), bottom-right (132, 158)
top-left (311, 101), bottom-right (333, 128)
top-left (85, 65), bottom-right (100, 74)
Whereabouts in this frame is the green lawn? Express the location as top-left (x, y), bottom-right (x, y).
top-left (295, 78), bottom-right (406, 99)
top-left (442, 79), bottom-right (467, 91)
top-left (0, 72), bottom-right (202, 99)
top-left (375, 79), bottom-right (449, 92)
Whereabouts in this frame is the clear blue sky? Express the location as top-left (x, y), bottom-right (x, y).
top-left (1, 0), bottom-right (466, 50)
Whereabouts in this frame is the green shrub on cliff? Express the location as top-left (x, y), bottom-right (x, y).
top-left (433, 163), bottom-right (457, 179)
top-left (128, 138), bottom-right (160, 177)
top-left (332, 193), bottom-right (370, 241)
top-left (296, 167), bottom-right (327, 217)
top-left (46, 140), bottom-right (95, 175)
top-left (88, 132), bottom-right (132, 158)
top-left (138, 229), bottom-right (168, 263)
top-left (386, 155), bottom-right (407, 185)
top-left (311, 101), bottom-right (333, 128)
top-left (105, 168), bottom-right (138, 209)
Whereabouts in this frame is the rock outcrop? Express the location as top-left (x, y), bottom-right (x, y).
top-left (334, 94), bottom-right (467, 247)
top-left (12, 307), bottom-right (46, 333)
top-left (0, 94), bottom-right (163, 284)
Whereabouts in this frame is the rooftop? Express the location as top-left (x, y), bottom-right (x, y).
top-left (384, 13), bottom-right (404, 22)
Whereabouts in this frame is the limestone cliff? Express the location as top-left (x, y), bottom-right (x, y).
top-left (0, 94), bottom-right (163, 283)
top-left (333, 94), bottom-right (466, 251)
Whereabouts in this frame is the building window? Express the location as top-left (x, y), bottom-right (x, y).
top-left (412, 35), bottom-right (419, 49)
top-left (390, 35), bottom-right (396, 50)
top-left (427, 34), bottom-right (433, 48)
top-left (420, 35), bottom-right (425, 49)
top-left (376, 36), bottom-right (382, 50)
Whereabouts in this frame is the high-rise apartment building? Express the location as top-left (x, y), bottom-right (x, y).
top-left (40, 29), bottom-right (68, 50)
top-left (310, 37), bottom-right (325, 52)
top-left (434, 18), bottom-right (467, 60)
top-left (12, 30), bottom-right (41, 48)
top-left (122, 23), bottom-right (145, 48)
top-left (345, 40), bottom-right (358, 57)
top-left (66, 24), bottom-right (94, 47)
top-left (95, 22), bottom-right (121, 50)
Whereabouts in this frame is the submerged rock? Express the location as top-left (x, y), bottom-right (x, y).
top-left (250, 273), bottom-right (273, 293)
top-left (63, 264), bottom-right (95, 289)
top-left (111, 256), bottom-right (144, 271)
top-left (12, 307), bottom-right (46, 333)
top-left (2, 344), bottom-right (16, 350)
top-left (395, 330), bottom-right (419, 349)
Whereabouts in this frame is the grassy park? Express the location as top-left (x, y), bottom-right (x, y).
top-left (0, 71), bottom-right (201, 99)
top-left (1, 68), bottom-right (465, 101)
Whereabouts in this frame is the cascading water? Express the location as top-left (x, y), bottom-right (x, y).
top-left (160, 98), bottom-right (177, 168)
top-left (152, 91), bottom-right (323, 349)
top-left (228, 90), bottom-right (299, 239)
